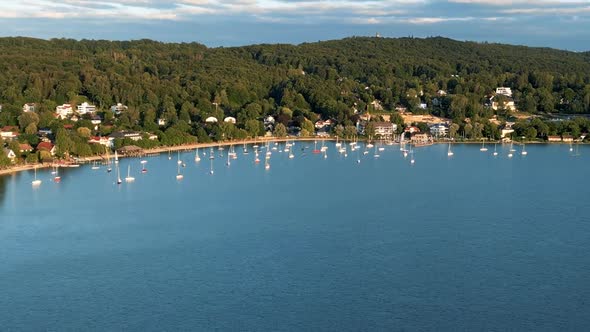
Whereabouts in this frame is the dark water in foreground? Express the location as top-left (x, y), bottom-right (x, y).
top-left (1, 143), bottom-right (589, 331)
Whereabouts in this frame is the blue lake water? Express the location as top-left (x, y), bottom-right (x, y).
top-left (1, 142), bottom-right (590, 331)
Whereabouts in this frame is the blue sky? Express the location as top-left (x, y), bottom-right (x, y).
top-left (0, 0), bottom-right (588, 51)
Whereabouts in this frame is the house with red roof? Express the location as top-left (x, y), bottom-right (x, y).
top-left (37, 142), bottom-right (56, 156)
top-left (1, 126), bottom-right (19, 140)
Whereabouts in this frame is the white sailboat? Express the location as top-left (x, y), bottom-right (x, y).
top-left (105, 146), bottom-right (112, 173)
top-left (521, 142), bottom-right (528, 155)
top-left (373, 145), bottom-right (380, 158)
top-left (410, 147), bottom-right (415, 164)
top-left (243, 143), bottom-right (249, 155)
top-left (125, 165), bottom-right (135, 182)
top-left (177, 151), bottom-right (182, 165)
top-left (53, 165), bottom-right (61, 183)
top-left (114, 150), bottom-right (119, 164)
top-left (209, 158), bottom-right (214, 175)
top-left (288, 147), bottom-right (294, 159)
top-left (141, 160), bottom-right (148, 173)
top-left (91, 160), bottom-right (100, 170)
top-left (509, 140), bottom-right (516, 152)
top-left (569, 141), bottom-right (574, 152)
top-left (209, 148), bottom-right (215, 160)
top-left (447, 142), bottom-right (454, 156)
top-left (176, 162), bottom-right (184, 180)
top-left (116, 164), bottom-right (122, 184)
top-left (335, 136), bottom-right (341, 148)
top-left (265, 157), bottom-right (271, 170)
top-left (195, 148), bottom-right (201, 162)
top-left (32, 166), bottom-right (42, 186)
top-left (480, 139), bottom-right (488, 152)
top-left (226, 150), bottom-right (231, 166)
top-left (493, 143), bottom-right (498, 156)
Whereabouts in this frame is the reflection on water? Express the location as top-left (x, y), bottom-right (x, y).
top-left (1, 143), bottom-right (590, 330)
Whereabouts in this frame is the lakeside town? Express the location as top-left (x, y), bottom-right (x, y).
top-left (1, 84), bottom-right (589, 173)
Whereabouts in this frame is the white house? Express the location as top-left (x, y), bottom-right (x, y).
top-left (110, 103), bottom-right (128, 115)
top-left (205, 116), bottom-right (218, 123)
top-left (374, 122), bottom-right (397, 139)
top-left (419, 103), bottom-right (428, 109)
top-left (77, 102), bottom-right (96, 115)
top-left (90, 115), bottom-right (102, 125)
top-left (88, 136), bottom-right (114, 148)
top-left (429, 123), bottom-right (449, 137)
top-left (23, 103), bottom-right (36, 113)
top-left (501, 122), bottom-right (515, 138)
top-left (3, 148), bottom-right (16, 162)
top-left (490, 96), bottom-right (517, 112)
top-left (1, 126), bottom-right (19, 140)
top-left (55, 104), bottom-right (74, 119)
top-left (495, 87), bottom-right (513, 97)
top-left (109, 131), bottom-right (143, 141)
top-left (437, 90), bottom-right (447, 97)
top-left (223, 116), bottom-right (236, 124)
top-left (157, 118), bottom-right (167, 126)
top-left (315, 119), bottom-right (333, 129)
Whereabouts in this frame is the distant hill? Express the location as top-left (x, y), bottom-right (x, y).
top-left (0, 36), bottom-right (589, 128)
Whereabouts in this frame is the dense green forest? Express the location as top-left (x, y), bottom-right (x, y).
top-left (1, 36), bottom-right (590, 165)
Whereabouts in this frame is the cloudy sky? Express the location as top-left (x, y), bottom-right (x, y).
top-left (0, 0), bottom-right (588, 50)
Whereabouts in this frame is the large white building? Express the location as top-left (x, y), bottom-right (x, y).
top-left (373, 122), bottom-right (397, 139)
top-left (429, 123), bottom-right (449, 137)
top-left (495, 87), bottom-right (513, 97)
top-left (22, 103), bottom-right (36, 113)
top-left (55, 104), bottom-right (74, 119)
top-left (77, 102), bottom-right (97, 115)
top-left (110, 103), bottom-right (128, 115)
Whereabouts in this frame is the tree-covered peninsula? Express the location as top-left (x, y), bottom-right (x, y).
top-left (1, 36), bottom-right (590, 166)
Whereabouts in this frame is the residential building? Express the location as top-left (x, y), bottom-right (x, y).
top-left (495, 87), bottom-right (513, 97)
top-left (109, 131), bottom-right (143, 141)
top-left (437, 90), bottom-right (447, 97)
top-left (38, 128), bottom-right (53, 137)
top-left (404, 126), bottom-right (420, 134)
top-left (411, 133), bottom-right (432, 145)
top-left (205, 116), bottom-right (218, 123)
top-left (562, 135), bottom-right (574, 142)
top-left (547, 136), bottom-right (562, 142)
top-left (37, 142), bottom-right (56, 156)
top-left (3, 148), bottom-right (16, 162)
top-left (55, 104), bottom-right (74, 119)
top-left (157, 118), bottom-right (167, 126)
top-left (77, 102), bottom-right (97, 115)
top-left (429, 123), bottom-right (449, 137)
top-left (500, 122), bottom-right (515, 138)
top-left (315, 119), bottom-right (333, 129)
top-left (1, 126), bottom-right (19, 140)
top-left (224, 116), bottom-right (237, 124)
top-left (490, 96), bottom-right (517, 112)
top-left (110, 103), bottom-right (128, 115)
top-left (88, 136), bottom-right (114, 148)
top-left (373, 122), bottom-right (397, 139)
top-left (91, 115), bottom-right (102, 125)
top-left (23, 103), bottom-right (36, 113)
top-left (419, 103), bottom-right (428, 109)
top-left (19, 143), bottom-right (33, 153)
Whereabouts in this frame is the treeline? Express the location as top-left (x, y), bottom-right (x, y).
top-left (1, 36), bottom-right (590, 157)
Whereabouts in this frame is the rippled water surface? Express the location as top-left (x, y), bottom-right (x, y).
top-left (1, 143), bottom-right (589, 331)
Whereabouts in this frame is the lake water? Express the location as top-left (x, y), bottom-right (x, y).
top-left (1, 142), bottom-right (589, 331)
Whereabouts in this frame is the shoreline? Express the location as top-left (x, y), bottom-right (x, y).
top-left (1, 137), bottom-right (585, 177)
top-left (0, 137), bottom-right (334, 177)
